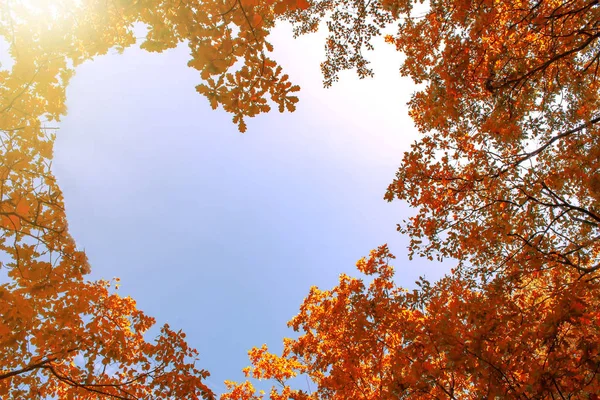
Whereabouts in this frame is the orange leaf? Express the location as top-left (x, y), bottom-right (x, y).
top-left (296, 0), bottom-right (310, 10)
top-left (252, 13), bottom-right (262, 27)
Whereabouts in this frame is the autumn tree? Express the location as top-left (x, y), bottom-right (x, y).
top-left (381, 0), bottom-right (600, 279)
top-left (0, 0), bottom-right (307, 397)
top-left (220, 0), bottom-right (600, 398)
top-left (279, 0), bottom-right (600, 279)
top-left (222, 246), bottom-right (600, 399)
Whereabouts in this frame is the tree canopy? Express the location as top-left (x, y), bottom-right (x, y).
top-left (222, 245), bottom-right (600, 399)
top-left (1, 0), bottom-right (599, 398)
top-left (223, 0), bottom-right (600, 398)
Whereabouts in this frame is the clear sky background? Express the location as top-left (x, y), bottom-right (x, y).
top-left (46, 22), bottom-right (450, 395)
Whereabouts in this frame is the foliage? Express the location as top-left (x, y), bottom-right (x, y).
top-left (220, 0), bottom-right (600, 398)
top-left (0, 0), bottom-right (307, 395)
top-left (223, 247), bottom-right (600, 398)
top-left (2, 0), bottom-right (599, 398)
top-left (1, 0), bottom-right (316, 394)
top-left (382, 0), bottom-right (600, 278)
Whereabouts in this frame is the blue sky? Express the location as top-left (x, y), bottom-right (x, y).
top-left (49, 23), bottom-right (450, 395)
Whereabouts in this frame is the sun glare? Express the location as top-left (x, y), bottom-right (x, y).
top-left (12, 0), bottom-right (81, 24)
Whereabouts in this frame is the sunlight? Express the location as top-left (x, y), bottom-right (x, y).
top-left (9, 0), bottom-right (81, 25)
